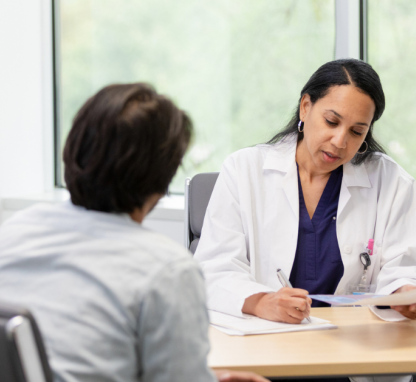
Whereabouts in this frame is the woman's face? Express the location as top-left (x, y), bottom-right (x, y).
top-left (298, 85), bottom-right (375, 174)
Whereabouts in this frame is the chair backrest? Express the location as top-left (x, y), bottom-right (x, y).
top-left (184, 172), bottom-right (219, 254)
top-left (0, 302), bottom-right (53, 382)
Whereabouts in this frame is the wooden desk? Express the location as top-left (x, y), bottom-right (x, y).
top-left (208, 307), bottom-right (416, 378)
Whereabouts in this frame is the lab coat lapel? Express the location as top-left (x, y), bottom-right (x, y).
top-left (263, 138), bottom-right (299, 283)
top-left (338, 161), bottom-right (371, 218)
top-left (338, 179), bottom-right (351, 218)
top-left (263, 138), bottom-right (299, 219)
top-left (279, 160), bottom-right (299, 280)
top-left (281, 161), bottom-right (299, 219)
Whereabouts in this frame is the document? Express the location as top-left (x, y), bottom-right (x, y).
top-left (369, 306), bottom-right (409, 322)
top-left (309, 288), bottom-right (416, 306)
top-left (209, 310), bottom-right (337, 336)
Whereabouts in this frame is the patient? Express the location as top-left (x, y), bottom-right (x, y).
top-left (0, 83), bottom-right (266, 382)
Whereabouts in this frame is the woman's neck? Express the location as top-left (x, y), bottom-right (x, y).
top-left (296, 140), bottom-right (331, 183)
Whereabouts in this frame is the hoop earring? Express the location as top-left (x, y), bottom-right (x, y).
top-left (357, 141), bottom-right (368, 154)
top-left (298, 120), bottom-right (304, 133)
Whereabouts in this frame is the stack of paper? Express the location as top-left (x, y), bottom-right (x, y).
top-left (209, 310), bottom-right (337, 336)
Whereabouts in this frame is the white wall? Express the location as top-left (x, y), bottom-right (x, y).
top-left (0, 0), bottom-right (185, 246)
top-left (0, 0), bottom-right (54, 198)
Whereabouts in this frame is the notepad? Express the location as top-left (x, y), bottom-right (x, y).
top-left (209, 310), bottom-right (337, 336)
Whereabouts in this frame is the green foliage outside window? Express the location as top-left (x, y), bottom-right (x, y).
top-left (368, 0), bottom-right (416, 177)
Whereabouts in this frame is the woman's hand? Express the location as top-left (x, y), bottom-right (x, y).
top-left (214, 369), bottom-right (269, 382)
top-left (391, 284), bottom-right (416, 319)
top-left (242, 288), bottom-right (312, 324)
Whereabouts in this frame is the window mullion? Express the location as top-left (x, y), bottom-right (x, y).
top-left (359, 0), bottom-right (368, 62)
top-left (335, 0), bottom-right (360, 60)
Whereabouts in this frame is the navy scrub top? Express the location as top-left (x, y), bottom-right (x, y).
top-left (289, 164), bottom-right (344, 308)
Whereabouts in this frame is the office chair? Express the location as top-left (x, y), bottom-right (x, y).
top-left (0, 302), bottom-right (53, 382)
top-left (184, 172), bottom-right (219, 254)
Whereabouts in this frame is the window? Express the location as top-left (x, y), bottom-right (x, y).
top-left (54, 0), bottom-right (335, 192)
top-left (368, 0), bottom-right (416, 177)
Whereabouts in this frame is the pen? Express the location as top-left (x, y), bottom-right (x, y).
top-left (276, 268), bottom-right (312, 323)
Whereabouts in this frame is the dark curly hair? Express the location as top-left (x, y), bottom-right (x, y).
top-left (64, 83), bottom-right (193, 213)
top-left (268, 58), bottom-right (386, 165)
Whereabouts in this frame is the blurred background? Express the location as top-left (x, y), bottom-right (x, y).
top-left (1, 0), bottom-right (415, 242)
top-left (56, 0), bottom-right (416, 192)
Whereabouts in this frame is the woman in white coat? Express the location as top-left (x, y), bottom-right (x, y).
top-left (194, 58), bottom-right (416, 329)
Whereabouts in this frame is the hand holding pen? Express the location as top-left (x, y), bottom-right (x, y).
top-left (276, 269), bottom-right (312, 323)
top-left (242, 273), bottom-right (312, 324)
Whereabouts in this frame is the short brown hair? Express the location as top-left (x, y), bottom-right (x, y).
top-left (64, 83), bottom-right (193, 213)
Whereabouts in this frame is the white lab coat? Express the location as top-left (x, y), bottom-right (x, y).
top-left (195, 137), bottom-right (416, 382)
top-left (194, 137), bottom-right (416, 319)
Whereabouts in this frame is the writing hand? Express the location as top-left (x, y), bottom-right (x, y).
top-left (242, 288), bottom-right (311, 324)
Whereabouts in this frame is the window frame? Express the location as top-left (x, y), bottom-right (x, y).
top-left (52, 0), bottom-right (64, 188)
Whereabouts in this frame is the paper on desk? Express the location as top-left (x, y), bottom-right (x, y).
top-left (209, 310), bottom-right (337, 336)
top-left (310, 288), bottom-right (416, 306)
top-left (369, 306), bottom-right (409, 322)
